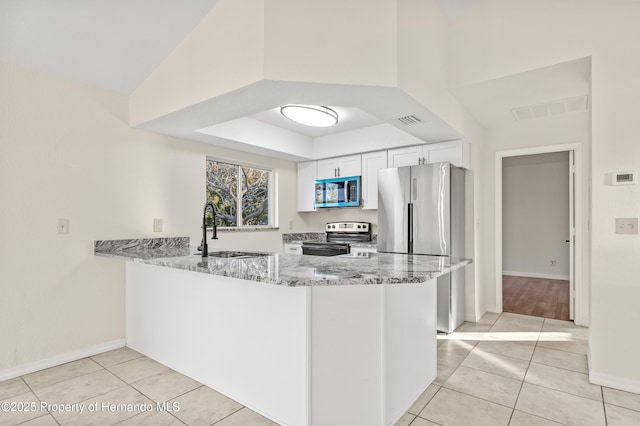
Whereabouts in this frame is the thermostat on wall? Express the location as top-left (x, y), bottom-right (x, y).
top-left (609, 171), bottom-right (637, 185)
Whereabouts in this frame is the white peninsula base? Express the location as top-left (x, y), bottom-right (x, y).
top-left (125, 262), bottom-right (437, 426)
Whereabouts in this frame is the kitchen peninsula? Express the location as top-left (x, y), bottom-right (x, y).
top-left (95, 237), bottom-right (470, 426)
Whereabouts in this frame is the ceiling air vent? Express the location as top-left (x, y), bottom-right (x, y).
top-left (511, 95), bottom-right (589, 122)
top-left (396, 115), bottom-right (424, 126)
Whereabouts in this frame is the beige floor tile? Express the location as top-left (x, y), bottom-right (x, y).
top-left (18, 414), bottom-right (60, 426)
top-left (169, 386), bottom-right (242, 425)
top-left (0, 391), bottom-right (43, 425)
top-left (443, 365), bottom-right (522, 407)
top-left (407, 384), bottom-right (440, 415)
top-left (524, 362), bottom-right (602, 401)
top-left (436, 349), bottom-right (467, 370)
top-left (107, 356), bottom-right (169, 384)
top-left (436, 337), bottom-right (478, 356)
top-left (515, 382), bottom-right (606, 425)
top-left (536, 338), bottom-right (588, 355)
top-left (462, 349), bottom-right (529, 381)
top-left (50, 384), bottom-right (151, 426)
top-left (541, 319), bottom-right (589, 341)
top-left (474, 339), bottom-right (536, 361)
top-left (531, 346), bottom-right (588, 374)
top-left (117, 409), bottom-right (184, 425)
top-left (478, 311), bottom-right (501, 325)
top-left (491, 315), bottom-right (544, 333)
top-left (0, 377), bottom-right (30, 400)
top-left (603, 386), bottom-right (640, 411)
top-left (394, 412), bottom-right (416, 426)
top-left (409, 416), bottom-right (439, 425)
top-left (509, 410), bottom-right (565, 425)
top-left (605, 403), bottom-right (640, 425)
top-left (131, 369), bottom-right (201, 403)
top-left (32, 369), bottom-right (124, 405)
top-left (419, 387), bottom-right (512, 426)
top-left (432, 363), bottom-right (456, 386)
top-left (454, 322), bottom-right (493, 333)
top-left (90, 346), bottom-right (143, 368)
top-left (214, 407), bottom-right (279, 425)
top-left (22, 358), bottom-right (102, 390)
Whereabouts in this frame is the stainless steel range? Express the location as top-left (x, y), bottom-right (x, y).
top-left (301, 222), bottom-right (371, 256)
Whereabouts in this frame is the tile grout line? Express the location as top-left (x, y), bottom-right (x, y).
top-left (602, 385), bottom-right (609, 426)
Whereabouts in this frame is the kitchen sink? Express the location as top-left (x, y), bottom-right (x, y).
top-left (194, 250), bottom-right (270, 259)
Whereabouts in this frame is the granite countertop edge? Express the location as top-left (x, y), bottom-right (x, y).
top-left (94, 237), bottom-right (471, 288)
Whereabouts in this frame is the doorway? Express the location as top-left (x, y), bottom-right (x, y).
top-left (502, 152), bottom-right (571, 321)
top-left (495, 144), bottom-right (584, 324)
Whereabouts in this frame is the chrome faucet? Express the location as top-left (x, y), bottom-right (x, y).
top-left (201, 201), bottom-right (218, 258)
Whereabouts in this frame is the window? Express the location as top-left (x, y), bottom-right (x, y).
top-left (205, 159), bottom-right (272, 227)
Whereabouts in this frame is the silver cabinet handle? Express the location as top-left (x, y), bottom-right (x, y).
top-left (334, 168), bottom-right (337, 177)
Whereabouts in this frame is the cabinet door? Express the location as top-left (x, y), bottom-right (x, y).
top-left (297, 161), bottom-right (317, 212)
top-left (387, 146), bottom-right (423, 167)
top-left (423, 140), bottom-right (470, 169)
top-left (424, 140), bottom-right (461, 167)
top-left (316, 158), bottom-right (338, 179)
top-left (361, 151), bottom-right (388, 210)
top-left (283, 243), bottom-right (303, 255)
top-left (336, 154), bottom-right (362, 177)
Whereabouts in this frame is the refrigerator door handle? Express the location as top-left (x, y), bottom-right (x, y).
top-left (412, 178), bottom-right (418, 201)
top-left (408, 202), bottom-right (414, 253)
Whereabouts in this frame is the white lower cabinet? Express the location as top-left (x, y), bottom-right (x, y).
top-left (350, 246), bottom-right (377, 257)
top-left (284, 243), bottom-right (303, 255)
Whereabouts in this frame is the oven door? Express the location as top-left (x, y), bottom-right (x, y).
top-left (302, 243), bottom-right (350, 256)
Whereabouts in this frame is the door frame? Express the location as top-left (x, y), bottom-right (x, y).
top-left (494, 142), bottom-right (586, 325)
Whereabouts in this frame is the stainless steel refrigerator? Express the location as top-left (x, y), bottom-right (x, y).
top-left (377, 162), bottom-right (465, 334)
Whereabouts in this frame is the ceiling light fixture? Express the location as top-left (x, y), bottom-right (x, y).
top-left (280, 104), bottom-right (339, 127)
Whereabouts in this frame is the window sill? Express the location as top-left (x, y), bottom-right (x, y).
top-left (207, 226), bottom-right (279, 233)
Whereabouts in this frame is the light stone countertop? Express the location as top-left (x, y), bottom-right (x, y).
top-left (95, 237), bottom-right (470, 287)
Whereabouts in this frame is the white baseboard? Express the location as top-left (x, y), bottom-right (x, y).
top-left (503, 271), bottom-right (570, 280)
top-left (589, 369), bottom-right (640, 394)
top-left (0, 338), bottom-right (126, 381)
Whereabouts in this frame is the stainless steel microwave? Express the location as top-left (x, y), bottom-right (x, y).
top-left (314, 176), bottom-right (361, 208)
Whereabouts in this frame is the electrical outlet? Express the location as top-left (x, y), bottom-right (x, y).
top-left (57, 218), bottom-right (69, 234)
top-left (550, 260), bottom-right (557, 266)
top-left (615, 218), bottom-right (638, 234)
top-left (153, 218), bottom-right (163, 233)
top-left (289, 220), bottom-right (294, 230)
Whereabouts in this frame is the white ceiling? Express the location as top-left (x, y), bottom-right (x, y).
top-left (0, 0), bottom-right (219, 93)
top-left (0, 0), bottom-right (591, 156)
top-left (451, 57), bottom-right (591, 129)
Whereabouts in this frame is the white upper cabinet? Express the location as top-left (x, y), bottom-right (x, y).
top-left (297, 161), bottom-right (317, 212)
top-left (316, 154), bottom-right (362, 179)
top-left (387, 146), bottom-right (423, 167)
top-left (424, 140), bottom-right (470, 169)
top-left (361, 151), bottom-right (388, 210)
top-left (387, 140), bottom-right (470, 169)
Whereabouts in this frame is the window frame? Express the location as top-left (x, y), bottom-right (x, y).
top-left (205, 157), bottom-right (276, 230)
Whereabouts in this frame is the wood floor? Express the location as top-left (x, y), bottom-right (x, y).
top-left (502, 275), bottom-right (571, 321)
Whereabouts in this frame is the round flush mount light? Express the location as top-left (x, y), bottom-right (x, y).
top-left (280, 104), bottom-right (338, 127)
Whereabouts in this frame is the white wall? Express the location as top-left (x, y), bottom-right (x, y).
top-left (0, 62), bottom-right (298, 373)
top-left (478, 113), bottom-right (590, 316)
top-left (448, 0), bottom-right (640, 391)
top-left (502, 152), bottom-right (570, 279)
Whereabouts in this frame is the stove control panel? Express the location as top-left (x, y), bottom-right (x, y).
top-left (325, 222), bottom-right (370, 233)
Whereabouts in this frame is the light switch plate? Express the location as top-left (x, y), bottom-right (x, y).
top-left (153, 218), bottom-right (163, 233)
top-left (615, 218), bottom-right (638, 234)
